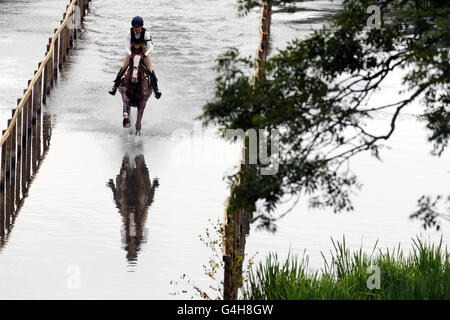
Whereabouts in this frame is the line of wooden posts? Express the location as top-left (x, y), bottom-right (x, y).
top-left (222, 3), bottom-right (272, 300)
top-left (0, 0), bottom-right (91, 240)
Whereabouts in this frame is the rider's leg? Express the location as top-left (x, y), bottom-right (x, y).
top-left (143, 56), bottom-right (153, 72)
top-left (122, 54), bottom-right (131, 70)
top-left (144, 56), bottom-right (162, 99)
top-left (109, 54), bottom-right (130, 96)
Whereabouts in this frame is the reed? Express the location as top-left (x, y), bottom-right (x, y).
top-left (242, 237), bottom-right (450, 300)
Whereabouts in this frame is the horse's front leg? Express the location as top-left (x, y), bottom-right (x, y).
top-left (135, 79), bottom-right (152, 135)
top-left (121, 94), bottom-right (132, 128)
top-left (135, 100), bottom-right (147, 135)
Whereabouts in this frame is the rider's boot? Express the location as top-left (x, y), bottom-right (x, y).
top-left (109, 68), bottom-right (126, 96)
top-left (149, 70), bottom-right (162, 99)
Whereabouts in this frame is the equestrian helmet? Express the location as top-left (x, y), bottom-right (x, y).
top-left (131, 16), bottom-right (144, 27)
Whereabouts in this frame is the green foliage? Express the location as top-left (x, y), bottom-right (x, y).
top-left (242, 237), bottom-right (450, 299)
top-left (236, 0), bottom-right (296, 15)
top-left (200, 0), bottom-right (450, 229)
top-left (170, 219), bottom-right (224, 300)
top-left (410, 195), bottom-right (450, 231)
top-left (198, 218), bottom-right (225, 299)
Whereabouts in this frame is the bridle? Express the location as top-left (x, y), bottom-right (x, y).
top-left (125, 52), bottom-right (145, 87)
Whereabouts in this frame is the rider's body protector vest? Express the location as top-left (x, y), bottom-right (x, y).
top-left (130, 28), bottom-right (148, 53)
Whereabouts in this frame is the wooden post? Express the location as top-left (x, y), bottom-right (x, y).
top-left (10, 112), bottom-right (16, 212)
top-left (32, 72), bottom-right (40, 173)
top-left (46, 53), bottom-right (50, 93)
top-left (66, 5), bottom-right (73, 48)
top-left (77, 0), bottom-right (84, 24)
top-left (65, 24), bottom-right (69, 55)
top-left (68, 3), bottom-right (73, 45)
top-left (74, 1), bottom-right (78, 41)
top-left (62, 12), bottom-right (67, 56)
top-left (58, 30), bottom-right (64, 69)
top-left (64, 18), bottom-right (69, 57)
top-left (54, 30), bottom-right (60, 75)
top-left (36, 78), bottom-right (42, 164)
top-left (48, 38), bottom-right (55, 86)
top-left (62, 21), bottom-right (67, 62)
top-left (79, 0), bottom-right (84, 18)
top-left (21, 93), bottom-right (28, 196)
top-left (61, 23), bottom-right (66, 63)
top-left (5, 121), bottom-right (12, 229)
top-left (73, 1), bottom-right (78, 41)
top-left (67, 21), bottom-right (71, 52)
top-left (17, 100), bottom-right (23, 203)
top-left (83, 0), bottom-right (89, 17)
top-left (223, 3), bottom-right (272, 299)
top-left (44, 44), bottom-right (53, 98)
top-left (49, 48), bottom-right (54, 88)
top-left (15, 102), bottom-right (22, 205)
top-left (62, 22), bottom-right (67, 61)
top-left (43, 58), bottom-right (48, 105)
top-left (0, 130), bottom-right (6, 237)
top-left (26, 82), bottom-right (33, 187)
top-left (223, 255), bottom-right (232, 300)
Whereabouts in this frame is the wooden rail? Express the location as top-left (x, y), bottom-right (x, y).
top-left (222, 2), bottom-right (272, 300)
top-left (0, 0), bottom-right (91, 241)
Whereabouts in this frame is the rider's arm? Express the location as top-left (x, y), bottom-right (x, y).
top-left (125, 31), bottom-right (132, 56)
top-left (144, 31), bottom-right (154, 56)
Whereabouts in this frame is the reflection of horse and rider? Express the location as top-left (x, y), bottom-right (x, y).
top-left (107, 154), bottom-right (159, 263)
top-left (108, 16), bottom-right (162, 134)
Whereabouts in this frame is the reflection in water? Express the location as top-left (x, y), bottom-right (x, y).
top-left (107, 153), bottom-right (158, 267)
top-left (0, 112), bottom-right (53, 252)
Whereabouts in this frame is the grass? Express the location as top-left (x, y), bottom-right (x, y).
top-left (242, 237), bottom-right (450, 299)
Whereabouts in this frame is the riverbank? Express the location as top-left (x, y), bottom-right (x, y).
top-left (242, 238), bottom-right (450, 300)
top-left (242, 0), bottom-right (450, 278)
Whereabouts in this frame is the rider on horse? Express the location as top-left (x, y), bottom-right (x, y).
top-left (108, 16), bottom-right (162, 99)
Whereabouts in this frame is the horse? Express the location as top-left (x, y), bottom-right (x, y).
top-left (107, 153), bottom-right (159, 262)
top-left (118, 52), bottom-right (153, 136)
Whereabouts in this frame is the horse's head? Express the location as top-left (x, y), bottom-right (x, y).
top-left (130, 53), bottom-right (144, 84)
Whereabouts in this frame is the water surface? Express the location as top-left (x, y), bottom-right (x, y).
top-left (0, 0), bottom-right (448, 299)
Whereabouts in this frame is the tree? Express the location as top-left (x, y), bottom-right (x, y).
top-left (235, 0), bottom-right (295, 14)
top-left (200, 0), bottom-right (450, 231)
